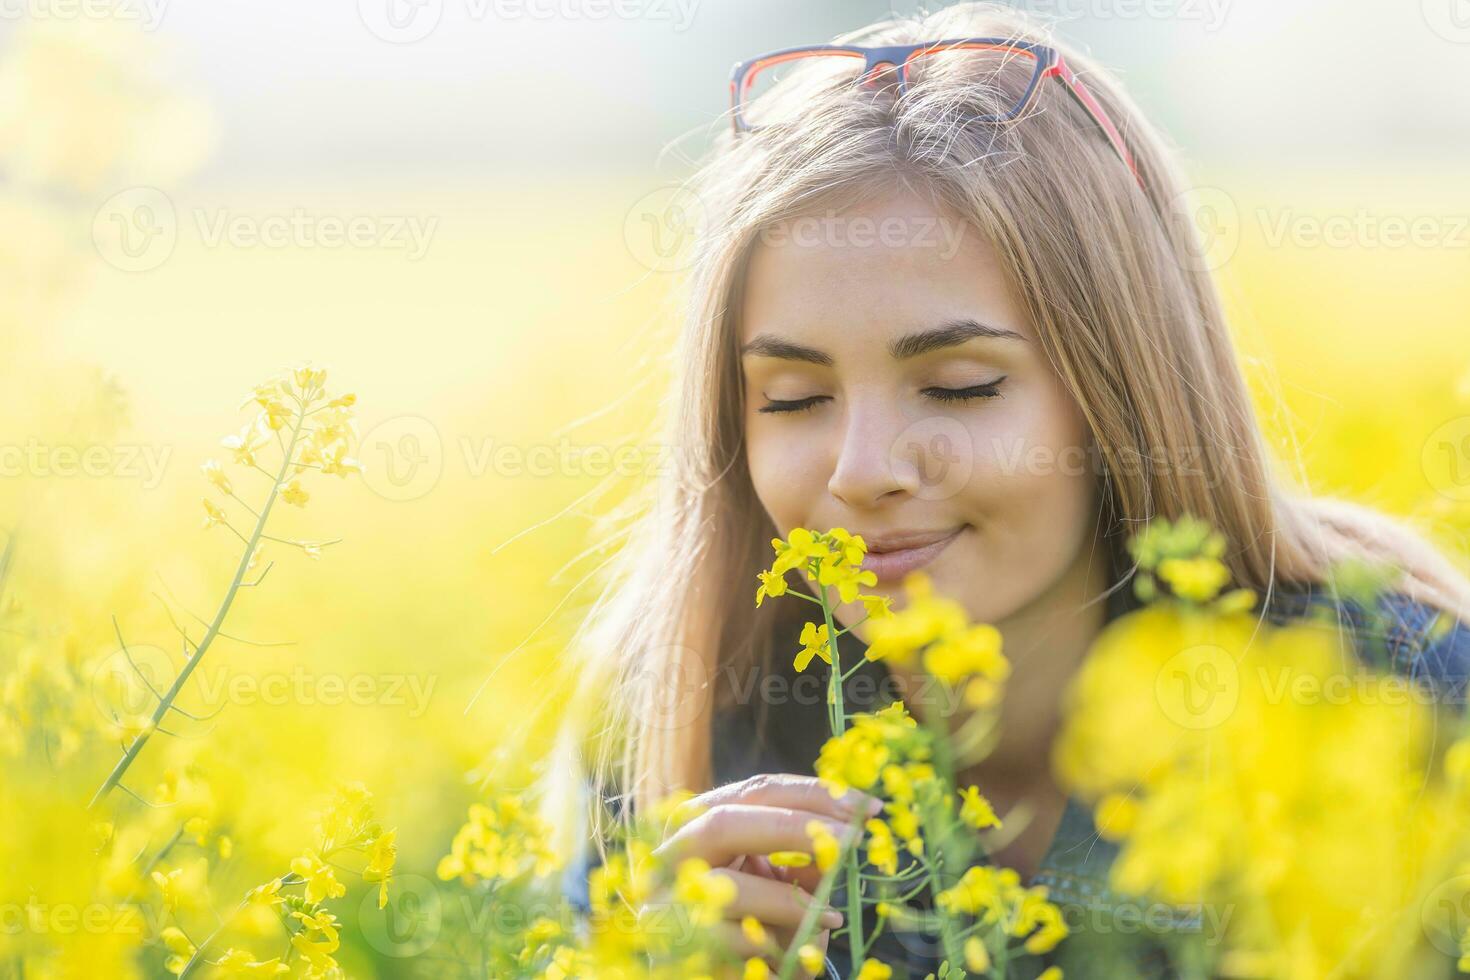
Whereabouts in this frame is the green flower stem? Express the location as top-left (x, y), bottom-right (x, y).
top-left (919, 851), bottom-right (965, 970)
top-left (177, 871), bottom-right (305, 978)
top-left (775, 847), bottom-right (846, 980)
top-left (812, 574), bottom-right (871, 972)
top-left (89, 407), bottom-right (305, 810)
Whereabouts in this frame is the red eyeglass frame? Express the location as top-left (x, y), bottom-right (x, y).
top-left (729, 38), bottom-right (1143, 191)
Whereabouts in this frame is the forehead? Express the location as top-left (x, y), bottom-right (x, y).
top-left (738, 189), bottom-right (1028, 345)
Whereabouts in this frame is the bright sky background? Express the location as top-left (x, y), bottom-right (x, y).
top-left (88, 0), bottom-right (1470, 183)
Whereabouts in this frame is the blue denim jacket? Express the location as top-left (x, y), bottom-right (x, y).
top-left (566, 581), bottom-right (1470, 979)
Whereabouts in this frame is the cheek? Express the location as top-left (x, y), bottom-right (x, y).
top-left (745, 417), bottom-right (828, 528)
top-left (948, 383), bottom-right (1099, 590)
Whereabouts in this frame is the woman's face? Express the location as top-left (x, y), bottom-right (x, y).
top-left (740, 189), bottom-right (1102, 632)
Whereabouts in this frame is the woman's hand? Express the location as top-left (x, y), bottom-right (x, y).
top-left (649, 772), bottom-right (881, 970)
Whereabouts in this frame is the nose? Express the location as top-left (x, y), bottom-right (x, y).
top-left (826, 400), bottom-right (912, 508)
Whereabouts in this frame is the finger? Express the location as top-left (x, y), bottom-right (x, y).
top-left (714, 868), bottom-right (844, 932)
top-left (676, 773), bottom-right (883, 827)
top-left (656, 804), bottom-right (856, 867)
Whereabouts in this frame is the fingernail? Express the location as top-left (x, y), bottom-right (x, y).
top-left (819, 908), bottom-right (844, 929)
top-left (838, 791), bottom-right (883, 817)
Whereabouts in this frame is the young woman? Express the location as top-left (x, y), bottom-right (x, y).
top-left (560, 3), bottom-right (1470, 977)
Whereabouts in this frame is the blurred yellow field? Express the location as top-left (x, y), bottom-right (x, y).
top-left (4, 10), bottom-right (1470, 979)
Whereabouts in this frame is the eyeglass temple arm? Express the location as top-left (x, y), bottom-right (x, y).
top-left (1046, 55), bottom-right (1143, 190)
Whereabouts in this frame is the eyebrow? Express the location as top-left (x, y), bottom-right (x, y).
top-left (739, 318), bottom-right (1026, 365)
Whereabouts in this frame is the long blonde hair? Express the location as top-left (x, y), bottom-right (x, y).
top-left (559, 2), bottom-right (1470, 830)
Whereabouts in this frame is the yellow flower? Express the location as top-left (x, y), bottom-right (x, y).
top-left (246, 877), bottom-right (284, 907)
top-left (261, 400), bottom-right (291, 431)
top-left (214, 949), bottom-right (288, 976)
top-left (289, 851), bottom-right (346, 904)
top-left (805, 820), bottom-right (842, 872)
top-left (1021, 895), bottom-right (1069, 954)
top-left (1157, 556), bottom-right (1231, 603)
top-left (160, 926), bottom-right (195, 975)
top-left (292, 364), bottom-right (328, 392)
top-left (151, 859), bottom-right (208, 913)
top-left (827, 527), bottom-right (868, 565)
top-left (320, 442), bottom-right (363, 477)
top-left (767, 850), bottom-right (812, 868)
top-left (855, 960), bottom-right (892, 980)
top-left (770, 528), bottom-right (833, 577)
top-left (202, 498), bottom-right (227, 529)
top-left (755, 569), bottom-right (788, 608)
top-left (201, 459), bottom-right (232, 494)
top-left (959, 786), bottom-right (1001, 830)
top-left (289, 909), bottom-right (340, 974)
top-left (816, 730), bottom-right (886, 798)
top-left (923, 623), bottom-right (1007, 686)
top-left (1094, 792), bottom-right (1137, 841)
top-left (741, 915), bottom-right (767, 946)
top-left (744, 959), bottom-right (772, 980)
top-left (964, 936), bottom-right (990, 972)
top-left (863, 574), bottom-right (969, 665)
top-left (817, 556), bottom-right (877, 603)
top-left (222, 420), bottom-right (268, 466)
top-left (673, 857), bottom-right (737, 926)
top-left (797, 944), bottom-right (825, 976)
top-left (865, 818), bottom-right (898, 875)
top-left (1037, 968), bottom-right (1063, 980)
top-left (859, 593), bottom-right (893, 620)
top-left (364, 829), bottom-right (397, 909)
top-left (795, 622), bottom-right (832, 672)
top-left (281, 479), bottom-right (309, 507)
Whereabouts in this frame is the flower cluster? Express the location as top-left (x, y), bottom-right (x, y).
top-left (864, 571), bottom-right (1010, 708)
top-left (752, 527), bottom-right (1060, 977)
top-left (202, 363), bottom-right (361, 562)
top-left (154, 782), bottom-right (398, 977)
top-left (436, 795), bottom-right (563, 885)
top-left (1057, 516), bottom-right (1470, 977)
top-left (1125, 514), bottom-right (1255, 612)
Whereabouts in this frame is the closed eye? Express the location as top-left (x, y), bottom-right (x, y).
top-left (758, 395), bottom-right (831, 414)
top-left (923, 378), bottom-right (1006, 402)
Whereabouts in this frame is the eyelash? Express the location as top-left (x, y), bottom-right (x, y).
top-left (758, 379), bottom-right (1007, 414)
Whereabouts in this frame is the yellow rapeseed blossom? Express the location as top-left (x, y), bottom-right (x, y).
top-left (289, 851), bottom-right (346, 904)
top-left (214, 948), bottom-right (289, 976)
top-left (865, 817), bottom-right (898, 875)
top-left (755, 569), bottom-right (788, 607)
top-left (437, 797), bottom-right (563, 884)
top-left (673, 857), bottom-right (738, 926)
top-left (201, 458), bottom-right (232, 494)
top-left (805, 819), bottom-right (841, 873)
top-left (795, 622), bottom-right (833, 672)
top-left (958, 786), bottom-right (1001, 830)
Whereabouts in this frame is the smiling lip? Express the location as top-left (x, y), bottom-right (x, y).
top-left (860, 526), bottom-right (966, 584)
